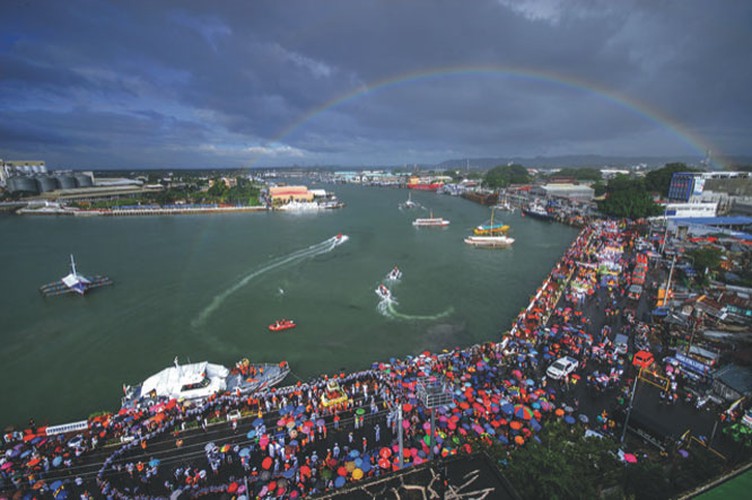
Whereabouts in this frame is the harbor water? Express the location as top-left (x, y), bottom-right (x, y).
top-left (0, 184), bottom-right (578, 426)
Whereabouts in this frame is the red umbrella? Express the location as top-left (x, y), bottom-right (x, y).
top-left (227, 482), bottom-right (238, 494)
top-left (337, 466), bottom-right (347, 476)
top-left (379, 447), bottom-right (392, 459)
top-left (262, 456), bottom-right (272, 470)
top-left (378, 457), bottom-right (391, 469)
top-left (402, 403), bottom-right (413, 412)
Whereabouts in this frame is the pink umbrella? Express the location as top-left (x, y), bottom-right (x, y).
top-left (623, 453), bottom-right (638, 464)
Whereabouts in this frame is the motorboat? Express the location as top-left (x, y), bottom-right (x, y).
top-left (121, 357), bottom-right (290, 409)
top-left (375, 284), bottom-right (392, 300)
top-left (464, 235), bottom-right (515, 248)
top-left (269, 319), bottom-right (296, 332)
top-left (386, 266), bottom-right (402, 281)
top-left (413, 210), bottom-right (450, 227)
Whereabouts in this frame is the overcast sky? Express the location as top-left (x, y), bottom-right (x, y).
top-left (1, 0), bottom-right (749, 169)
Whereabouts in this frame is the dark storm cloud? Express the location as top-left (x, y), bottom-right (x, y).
top-left (0, 0), bottom-right (749, 168)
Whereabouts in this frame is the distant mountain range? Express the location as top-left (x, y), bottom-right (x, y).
top-left (434, 154), bottom-right (752, 170)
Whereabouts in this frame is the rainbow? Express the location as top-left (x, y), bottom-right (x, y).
top-left (252, 64), bottom-right (724, 168)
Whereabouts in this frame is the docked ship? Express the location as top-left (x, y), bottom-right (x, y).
top-left (121, 357), bottom-right (289, 409)
top-left (406, 176), bottom-right (444, 192)
top-left (39, 255), bottom-right (112, 297)
top-left (413, 211), bottom-right (450, 227)
top-left (521, 200), bottom-right (553, 221)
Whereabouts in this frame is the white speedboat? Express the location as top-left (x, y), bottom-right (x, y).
top-left (386, 266), bottom-right (402, 281)
top-left (375, 284), bottom-right (392, 301)
top-left (121, 357), bottom-right (289, 408)
top-left (464, 235), bottom-right (515, 248)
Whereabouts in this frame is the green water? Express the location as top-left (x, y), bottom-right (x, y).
top-left (0, 184), bottom-right (578, 426)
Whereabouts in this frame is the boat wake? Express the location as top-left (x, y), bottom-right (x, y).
top-left (379, 299), bottom-right (454, 321)
top-left (193, 235), bottom-right (348, 327)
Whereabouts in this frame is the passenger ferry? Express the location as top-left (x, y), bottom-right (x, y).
top-left (412, 211), bottom-right (450, 227)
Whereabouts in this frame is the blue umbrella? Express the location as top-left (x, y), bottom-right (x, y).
top-left (361, 460), bottom-right (371, 473)
top-left (52, 456), bottom-right (63, 467)
top-left (501, 403), bottom-right (514, 416)
top-left (334, 476), bottom-right (346, 488)
top-left (348, 449), bottom-right (360, 459)
top-left (354, 457), bottom-right (363, 467)
top-left (239, 448), bottom-right (251, 457)
top-left (498, 435), bottom-right (509, 445)
top-left (564, 415), bottom-right (576, 425)
top-left (252, 417), bottom-right (264, 427)
top-left (295, 405), bottom-right (306, 415)
top-left (283, 467), bottom-right (296, 479)
top-left (246, 430), bottom-right (256, 439)
top-left (149, 458), bottom-right (160, 467)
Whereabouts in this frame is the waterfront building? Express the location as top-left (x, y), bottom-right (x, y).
top-left (269, 185), bottom-right (314, 203)
top-left (668, 171), bottom-right (752, 214)
top-left (531, 183), bottom-right (595, 202)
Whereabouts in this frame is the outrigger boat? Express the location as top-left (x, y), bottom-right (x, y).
top-left (375, 284), bottom-right (392, 301)
top-left (269, 319), bottom-right (296, 332)
top-left (39, 254), bottom-right (112, 297)
top-left (399, 192), bottom-right (419, 210)
top-left (386, 266), bottom-right (402, 281)
top-left (473, 208), bottom-right (510, 236)
top-left (121, 357), bottom-right (289, 409)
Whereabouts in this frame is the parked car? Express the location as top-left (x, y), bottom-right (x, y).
top-left (632, 350), bottom-right (655, 369)
top-left (546, 356), bottom-right (579, 380)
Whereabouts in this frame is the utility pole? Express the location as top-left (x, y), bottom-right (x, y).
top-left (397, 406), bottom-right (404, 469)
top-left (621, 369), bottom-right (642, 443)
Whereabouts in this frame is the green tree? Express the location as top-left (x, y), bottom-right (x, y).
top-left (483, 164), bottom-right (531, 188)
top-left (592, 180), bottom-right (606, 197)
top-left (500, 423), bottom-right (622, 499)
top-left (598, 175), bottom-right (662, 219)
top-left (686, 247), bottom-right (722, 278)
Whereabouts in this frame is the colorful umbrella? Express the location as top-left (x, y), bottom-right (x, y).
top-left (513, 404), bottom-right (534, 420)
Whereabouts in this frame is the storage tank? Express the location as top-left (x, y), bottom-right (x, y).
top-left (55, 175), bottom-right (77, 190)
top-left (74, 173), bottom-right (94, 187)
top-left (36, 176), bottom-right (59, 193)
top-left (7, 176), bottom-right (39, 194)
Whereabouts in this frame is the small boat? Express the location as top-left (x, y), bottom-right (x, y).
top-left (375, 284), bottom-right (392, 300)
top-left (399, 192), bottom-right (419, 210)
top-left (413, 210), bottom-right (450, 227)
top-left (122, 357), bottom-right (290, 409)
top-left (464, 235), bottom-right (515, 248)
top-left (269, 319), bottom-right (296, 332)
top-left (473, 207), bottom-right (509, 236)
top-left (386, 266), bottom-right (402, 281)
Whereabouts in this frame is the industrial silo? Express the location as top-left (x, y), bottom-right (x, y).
top-left (74, 173), bottom-right (94, 187)
top-left (55, 175), bottom-right (77, 190)
top-left (7, 176), bottom-right (40, 194)
top-left (35, 176), bottom-right (59, 193)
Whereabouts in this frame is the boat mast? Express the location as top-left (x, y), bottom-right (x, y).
top-left (70, 254), bottom-right (77, 276)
